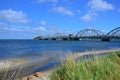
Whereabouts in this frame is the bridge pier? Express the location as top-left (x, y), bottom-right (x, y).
top-left (101, 38), bottom-right (110, 42)
top-left (63, 38), bottom-right (69, 40)
top-left (69, 38), bottom-right (74, 41)
top-left (44, 38), bottom-right (49, 40)
top-left (52, 38), bottom-right (57, 40)
top-left (73, 38), bottom-right (79, 41)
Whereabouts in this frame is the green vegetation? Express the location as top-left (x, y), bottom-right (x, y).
top-left (51, 52), bottom-right (120, 80)
top-left (34, 36), bottom-right (42, 40)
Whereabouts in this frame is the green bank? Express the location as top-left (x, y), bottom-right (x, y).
top-left (51, 52), bottom-right (120, 80)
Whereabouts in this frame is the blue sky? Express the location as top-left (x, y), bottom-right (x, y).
top-left (0, 0), bottom-right (120, 39)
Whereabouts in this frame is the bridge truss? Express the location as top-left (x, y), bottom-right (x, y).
top-left (106, 27), bottom-right (120, 39)
top-left (75, 29), bottom-right (104, 39)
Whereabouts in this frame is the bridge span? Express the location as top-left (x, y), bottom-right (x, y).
top-left (35, 27), bottom-right (120, 41)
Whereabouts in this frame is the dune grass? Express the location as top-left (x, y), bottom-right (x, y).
top-left (51, 52), bottom-right (120, 80)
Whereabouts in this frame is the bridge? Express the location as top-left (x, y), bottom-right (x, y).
top-left (37, 27), bottom-right (120, 41)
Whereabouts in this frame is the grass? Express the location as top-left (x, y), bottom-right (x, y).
top-left (51, 52), bottom-right (120, 80)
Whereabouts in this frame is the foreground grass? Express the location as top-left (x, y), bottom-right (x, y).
top-left (51, 52), bottom-right (120, 80)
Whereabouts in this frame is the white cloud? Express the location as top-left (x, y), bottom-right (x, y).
top-left (33, 26), bottom-right (46, 31)
top-left (0, 23), bottom-right (21, 32)
top-left (39, 26), bottom-right (45, 31)
top-left (40, 21), bottom-right (47, 26)
top-left (0, 20), bottom-right (61, 34)
top-left (81, 11), bottom-right (97, 21)
top-left (0, 9), bottom-right (29, 24)
top-left (39, 21), bottom-right (61, 33)
top-left (81, 14), bottom-right (92, 22)
top-left (118, 9), bottom-right (120, 12)
top-left (52, 6), bottom-right (74, 16)
top-left (37, 0), bottom-right (58, 3)
top-left (0, 21), bottom-right (69, 39)
top-left (81, 0), bottom-right (114, 22)
top-left (88, 0), bottom-right (114, 11)
top-left (2, 25), bottom-right (46, 33)
top-left (4, 27), bottom-right (23, 31)
top-left (37, 0), bottom-right (70, 4)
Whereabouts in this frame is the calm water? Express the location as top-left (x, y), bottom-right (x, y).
top-left (0, 39), bottom-right (120, 59)
top-left (0, 39), bottom-right (120, 74)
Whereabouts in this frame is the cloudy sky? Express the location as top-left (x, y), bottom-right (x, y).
top-left (0, 0), bottom-right (120, 39)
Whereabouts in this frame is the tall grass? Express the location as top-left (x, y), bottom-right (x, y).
top-left (51, 52), bottom-right (120, 80)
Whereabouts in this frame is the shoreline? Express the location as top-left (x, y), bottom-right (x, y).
top-left (0, 55), bottom-right (56, 79)
top-left (0, 48), bottom-right (120, 79)
top-left (21, 48), bottom-right (120, 80)
top-left (67, 48), bottom-right (120, 60)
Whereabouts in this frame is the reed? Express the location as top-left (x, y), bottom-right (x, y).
top-left (51, 52), bottom-right (120, 80)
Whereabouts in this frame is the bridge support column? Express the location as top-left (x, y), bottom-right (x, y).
top-left (101, 38), bottom-right (110, 42)
top-left (44, 38), bottom-right (49, 40)
top-left (52, 38), bottom-right (57, 40)
top-left (69, 38), bottom-right (74, 41)
top-left (63, 38), bottom-right (69, 40)
top-left (73, 38), bottom-right (79, 41)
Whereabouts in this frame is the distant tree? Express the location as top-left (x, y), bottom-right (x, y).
top-left (33, 36), bottom-right (42, 40)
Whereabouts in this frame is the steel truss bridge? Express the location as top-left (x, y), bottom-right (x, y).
top-left (40, 27), bottom-right (120, 41)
